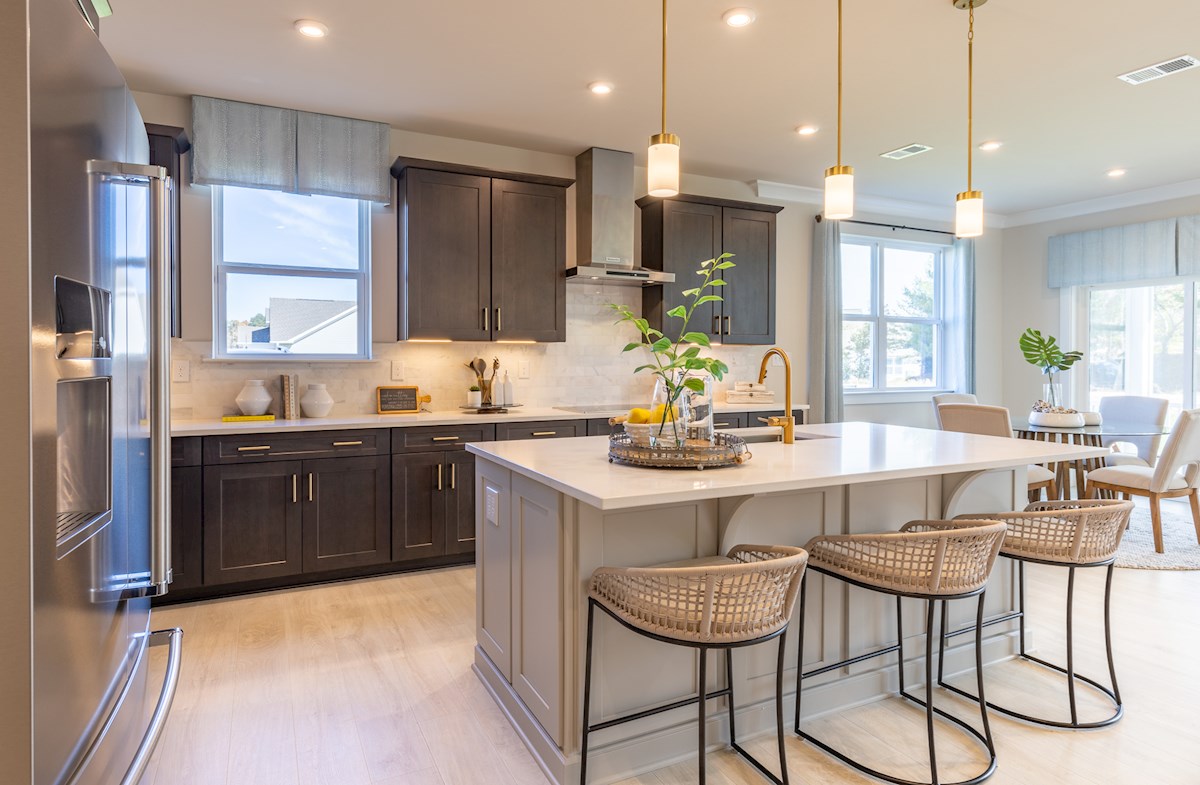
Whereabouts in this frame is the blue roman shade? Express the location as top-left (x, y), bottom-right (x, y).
top-left (191, 96), bottom-right (391, 203)
top-left (1047, 219), bottom-right (1177, 288)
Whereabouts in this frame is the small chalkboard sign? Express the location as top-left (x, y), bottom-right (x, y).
top-left (376, 385), bottom-right (425, 414)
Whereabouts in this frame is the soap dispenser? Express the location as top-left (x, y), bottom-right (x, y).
top-left (501, 371), bottom-right (514, 407)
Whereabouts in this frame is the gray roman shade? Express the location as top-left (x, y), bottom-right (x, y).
top-left (1047, 218), bottom-right (1176, 288)
top-left (1179, 215), bottom-right (1200, 277)
top-left (191, 96), bottom-right (391, 203)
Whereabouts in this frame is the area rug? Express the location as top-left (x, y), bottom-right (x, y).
top-left (1115, 497), bottom-right (1200, 570)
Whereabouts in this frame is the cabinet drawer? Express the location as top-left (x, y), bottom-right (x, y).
top-left (392, 424), bottom-right (496, 452)
top-left (586, 418), bottom-right (614, 437)
top-left (203, 430), bottom-right (383, 464)
top-left (711, 413), bottom-right (748, 430)
top-left (495, 420), bottom-right (586, 441)
top-left (747, 409), bottom-right (807, 426)
top-left (172, 437), bottom-right (202, 467)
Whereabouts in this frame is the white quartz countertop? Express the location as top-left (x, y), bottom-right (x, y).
top-left (466, 422), bottom-right (1110, 510)
top-left (170, 402), bottom-right (808, 437)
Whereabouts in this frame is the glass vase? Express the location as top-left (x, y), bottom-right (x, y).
top-left (1042, 382), bottom-right (1064, 409)
top-left (649, 375), bottom-right (691, 449)
top-left (684, 372), bottom-right (715, 446)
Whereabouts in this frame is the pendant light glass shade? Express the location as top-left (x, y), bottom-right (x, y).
top-left (955, 190), bottom-right (984, 238)
top-left (648, 132), bottom-right (680, 198)
top-left (824, 165), bottom-right (855, 220)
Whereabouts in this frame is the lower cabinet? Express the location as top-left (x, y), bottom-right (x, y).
top-left (392, 449), bottom-right (476, 561)
top-left (170, 466), bottom-right (203, 591)
top-left (203, 461), bottom-right (304, 585)
top-left (302, 455), bottom-right (391, 572)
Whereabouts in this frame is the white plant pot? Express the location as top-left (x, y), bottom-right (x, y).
top-left (300, 383), bottom-right (334, 418)
top-left (235, 379), bottom-right (272, 416)
top-left (467, 390), bottom-right (482, 408)
top-left (1029, 410), bottom-right (1085, 428)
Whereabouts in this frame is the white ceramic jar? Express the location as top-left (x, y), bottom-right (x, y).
top-left (300, 383), bottom-right (334, 418)
top-left (235, 379), bottom-right (272, 416)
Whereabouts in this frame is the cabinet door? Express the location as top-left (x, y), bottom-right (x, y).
top-left (720, 207), bottom-right (776, 344)
top-left (654, 200), bottom-right (723, 340)
top-left (302, 456), bottom-right (390, 573)
top-left (202, 462), bottom-right (302, 585)
top-left (491, 178), bottom-right (566, 342)
top-left (400, 168), bottom-right (491, 340)
top-left (169, 466), bottom-right (203, 591)
top-left (444, 451), bottom-right (477, 556)
top-left (392, 452), bottom-right (447, 561)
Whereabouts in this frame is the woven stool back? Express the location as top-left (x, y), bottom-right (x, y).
top-left (589, 545), bottom-right (808, 644)
top-left (955, 499), bottom-right (1134, 564)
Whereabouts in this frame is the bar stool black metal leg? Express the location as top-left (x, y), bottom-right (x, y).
top-left (1066, 566), bottom-right (1078, 727)
top-left (776, 631), bottom-right (790, 785)
top-left (897, 595), bottom-right (906, 696)
top-left (793, 574), bottom-right (808, 734)
top-left (698, 647), bottom-right (708, 785)
top-left (726, 647), bottom-right (737, 749)
top-left (974, 592), bottom-right (995, 755)
top-left (1103, 564), bottom-right (1122, 706)
top-left (925, 599), bottom-right (940, 785)
top-left (938, 600), bottom-right (949, 684)
top-left (1017, 560), bottom-right (1027, 655)
top-left (580, 600), bottom-right (596, 785)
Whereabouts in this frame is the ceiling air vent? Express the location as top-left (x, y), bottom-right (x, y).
top-left (1117, 55), bottom-right (1198, 84)
top-left (880, 143), bottom-right (933, 161)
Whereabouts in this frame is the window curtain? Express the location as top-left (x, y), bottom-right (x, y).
top-left (945, 238), bottom-right (976, 394)
top-left (808, 216), bottom-right (842, 423)
top-left (1178, 215), bottom-right (1199, 277)
top-left (1047, 218), bottom-right (1177, 288)
top-left (191, 96), bottom-right (392, 203)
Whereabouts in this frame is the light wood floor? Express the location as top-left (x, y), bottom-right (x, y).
top-left (140, 563), bottom-right (1200, 785)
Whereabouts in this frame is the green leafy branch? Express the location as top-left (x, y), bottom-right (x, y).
top-left (609, 253), bottom-right (734, 434)
top-left (1019, 328), bottom-right (1082, 377)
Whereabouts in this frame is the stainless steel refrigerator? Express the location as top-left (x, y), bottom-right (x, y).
top-left (1, 0), bottom-right (182, 783)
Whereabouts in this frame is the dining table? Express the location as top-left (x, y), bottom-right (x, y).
top-left (1011, 419), bottom-right (1171, 499)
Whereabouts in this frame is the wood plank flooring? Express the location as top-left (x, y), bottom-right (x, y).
top-left (139, 563), bottom-right (1200, 785)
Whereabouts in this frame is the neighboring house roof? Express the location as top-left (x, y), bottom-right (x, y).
top-left (268, 298), bottom-right (356, 344)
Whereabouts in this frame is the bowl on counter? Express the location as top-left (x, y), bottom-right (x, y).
top-left (1028, 410), bottom-right (1085, 428)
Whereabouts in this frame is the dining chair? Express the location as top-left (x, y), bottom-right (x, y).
top-left (931, 392), bottom-right (978, 429)
top-left (1097, 395), bottom-right (1169, 468)
top-left (1086, 408), bottom-right (1200, 554)
top-left (938, 403), bottom-right (1059, 500)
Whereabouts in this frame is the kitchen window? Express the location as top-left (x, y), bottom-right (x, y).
top-left (212, 185), bottom-right (371, 359)
top-left (841, 237), bottom-right (947, 392)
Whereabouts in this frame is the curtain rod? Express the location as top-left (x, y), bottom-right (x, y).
top-left (816, 215), bottom-right (956, 237)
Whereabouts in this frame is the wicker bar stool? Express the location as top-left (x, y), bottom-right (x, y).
top-left (794, 520), bottom-right (1006, 785)
top-left (940, 499), bottom-right (1134, 729)
top-left (580, 545), bottom-right (808, 785)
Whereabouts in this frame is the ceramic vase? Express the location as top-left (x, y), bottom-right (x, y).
top-left (300, 383), bottom-right (334, 418)
top-left (235, 379), bottom-right (272, 416)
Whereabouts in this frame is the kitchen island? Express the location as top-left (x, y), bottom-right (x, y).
top-left (467, 422), bottom-right (1108, 785)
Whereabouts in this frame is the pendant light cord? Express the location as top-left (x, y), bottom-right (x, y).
top-left (836, 0), bottom-right (843, 167)
top-left (661, 0), bottom-right (668, 135)
top-left (967, 0), bottom-right (974, 191)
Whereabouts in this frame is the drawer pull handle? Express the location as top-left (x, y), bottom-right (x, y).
top-left (237, 445), bottom-right (271, 452)
top-left (532, 431), bottom-right (557, 437)
top-left (333, 440), bottom-right (363, 447)
top-left (715, 422), bottom-right (733, 428)
top-left (432, 436), bottom-right (460, 442)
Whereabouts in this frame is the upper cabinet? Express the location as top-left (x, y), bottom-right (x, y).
top-left (393, 158), bottom-right (572, 342)
top-left (638, 194), bottom-right (782, 345)
top-left (145, 123), bottom-right (190, 338)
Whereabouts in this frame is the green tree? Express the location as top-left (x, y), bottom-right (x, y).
top-left (887, 276), bottom-right (934, 381)
top-left (248, 312), bottom-right (268, 328)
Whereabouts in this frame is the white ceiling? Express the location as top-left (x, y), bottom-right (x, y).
top-left (100, 0), bottom-right (1200, 217)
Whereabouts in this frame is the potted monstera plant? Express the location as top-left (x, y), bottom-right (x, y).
top-left (1019, 327), bottom-right (1084, 425)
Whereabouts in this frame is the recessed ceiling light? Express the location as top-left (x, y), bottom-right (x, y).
top-left (294, 19), bottom-right (329, 38)
top-left (978, 140), bottom-right (1003, 151)
top-left (796, 125), bottom-right (819, 136)
top-left (722, 8), bottom-right (757, 27)
top-left (1107, 168), bottom-right (1127, 178)
top-left (588, 81), bottom-right (614, 95)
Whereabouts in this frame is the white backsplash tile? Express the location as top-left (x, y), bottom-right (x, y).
top-left (171, 287), bottom-right (782, 419)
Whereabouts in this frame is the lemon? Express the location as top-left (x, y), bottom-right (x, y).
top-left (626, 407), bottom-right (651, 424)
top-left (649, 403), bottom-right (678, 421)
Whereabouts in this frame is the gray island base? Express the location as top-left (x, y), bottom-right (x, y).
top-left (467, 422), bottom-right (1106, 785)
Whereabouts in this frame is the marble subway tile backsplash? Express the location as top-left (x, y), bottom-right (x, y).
top-left (170, 287), bottom-right (779, 420)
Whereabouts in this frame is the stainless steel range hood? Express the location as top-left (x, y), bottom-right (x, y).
top-left (566, 148), bottom-right (674, 286)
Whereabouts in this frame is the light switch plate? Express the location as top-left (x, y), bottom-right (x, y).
top-left (171, 359), bottom-right (190, 382)
top-left (391, 360), bottom-right (405, 381)
top-left (518, 360), bottom-right (531, 379)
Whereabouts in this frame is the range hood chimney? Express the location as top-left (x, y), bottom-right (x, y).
top-left (567, 148), bottom-right (674, 286)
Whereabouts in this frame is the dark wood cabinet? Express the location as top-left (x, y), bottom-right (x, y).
top-left (495, 420), bottom-right (586, 441)
top-left (169, 466), bottom-right (203, 591)
top-left (392, 451), bottom-right (446, 561)
top-left (394, 158), bottom-right (572, 343)
top-left (202, 461), bottom-right (303, 585)
top-left (301, 455), bottom-right (390, 573)
top-left (638, 194), bottom-right (782, 345)
top-left (145, 123), bottom-right (189, 339)
top-left (444, 450), bottom-right (477, 556)
top-left (586, 418), bottom-right (613, 436)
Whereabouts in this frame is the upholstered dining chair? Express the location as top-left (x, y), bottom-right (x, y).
top-left (931, 392), bottom-right (978, 429)
top-left (938, 403), bottom-right (1059, 500)
top-left (1097, 395), bottom-right (1170, 468)
top-left (1086, 408), bottom-right (1200, 553)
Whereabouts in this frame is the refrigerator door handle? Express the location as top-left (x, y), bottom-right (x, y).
top-left (87, 160), bottom-right (173, 597)
top-left (118, 628), bottom-right (184, 785)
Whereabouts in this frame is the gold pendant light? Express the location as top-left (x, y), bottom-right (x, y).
top-left (823, 0), bottom-right (854, 219)
top-left (647, 0), bottom-right (680, 197)
top-left (954, 0), bottom-right (985, 238)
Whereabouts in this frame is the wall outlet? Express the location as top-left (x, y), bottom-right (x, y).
top-left (171, 359), bottom-right (190, 383)
top-left (518, 360), bottom-right (531, 379)
top-left (390, 360), bottom-right (405, 381)
top-left (485, 487), bottom-right (499, 525)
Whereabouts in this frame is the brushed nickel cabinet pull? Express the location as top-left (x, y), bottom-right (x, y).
top-left (237, 445), bottom-right (271, 452)
top-left (725, 315), bottom-right (731, 334)
top-left (308, 473), bottom-right (314, 502)
top-left (532, 431), bottom-right (557, 437)
top-left (713, 314), bottom-right (720, 335)
top-left (292, 474), bottom-right (298, 503)
top-left (715, 421), bottom-right (733, 428)
top-left (432, 436), bottom-right (460, 442)
top-left (496, 307), bottom-right (502, 332)
top-left (451, 462), bottom-right (457, 490)
top-left (483, 307), bottom-right (489, 332)
top-left (332, 440), bottom-right (363, 447)
top-left (437, 463), bottom-right (444, 491)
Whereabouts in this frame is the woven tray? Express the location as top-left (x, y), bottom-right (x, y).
top-left (608, 431), bottom-right (752, 470)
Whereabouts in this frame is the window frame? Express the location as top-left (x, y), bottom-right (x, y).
top-left (841, 235), bottom-right (949, 394)
top-left (211, 185), bottom-right (373, 360)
